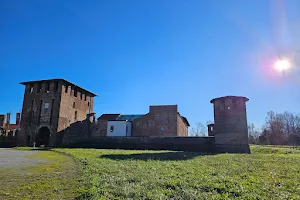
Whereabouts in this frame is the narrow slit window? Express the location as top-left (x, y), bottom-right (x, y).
top-left (37, 83), bottom-right (42, 93)
top-left (50, 99), bottom-right (54, 124)
top-left (46, 83), bottom-right (50, 93)
top-left (110, 126), bottom-right (114, 132)
top-left (65, 85), bottom-right (68, 93)
top-left (73, 102), bottom-right (75, 108)
top-left (74, 88), bottom-right (77, 97)
top-left (54, 82), bottom-right (58, 92)
top-left (29, 84), bottom-right (34, 93)
top-left (74, 111), bottom-right (77, 121)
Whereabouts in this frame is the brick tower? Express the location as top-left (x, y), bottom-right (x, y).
top-left (210, 96), bottom-right (250, 153)
top-left (19, 79), bottom-right (97, 147)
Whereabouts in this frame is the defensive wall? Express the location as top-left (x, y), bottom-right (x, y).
top-left (62, 136), bottom-right (250, 153)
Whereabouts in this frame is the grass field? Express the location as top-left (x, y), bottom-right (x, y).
top-left (53, 145), bottom-right (300, 200)
top-left (0, 149), bottom-right (79, 200)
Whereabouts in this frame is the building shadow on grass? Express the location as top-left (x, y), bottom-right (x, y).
top-left (100, 151), bottom-right (216, 161)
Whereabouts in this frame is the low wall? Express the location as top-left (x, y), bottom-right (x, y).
top-left (0, 141), bottom-right (18, 148)
top-left (63, 136), bottom-right (250, 153)
top-left (0, 136), bottom-right (18, 148)
top-left (63, 136), bottom-right (215, 152)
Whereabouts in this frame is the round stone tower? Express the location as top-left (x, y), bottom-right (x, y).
top-left (210, 96), bottom-right (250, 153)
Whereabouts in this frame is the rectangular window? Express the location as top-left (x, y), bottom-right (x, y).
top-left (65, 85), bottom-right (68, 93)
top-left (110, 125), bottom-right (114, 132)
top-left (84, 94), bottom-right (87, 101)
top-left (73, 102), bottom-right (75, 108)
top-left (80, 93), bottom-right (83, 100)
top-left (44, 103), bottom-right (49, 109)
top-left (88, 102), bottom-right (90, 107)
top-left (74, 111), bottom-right (77, 121)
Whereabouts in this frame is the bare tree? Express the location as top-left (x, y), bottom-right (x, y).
top-left (248, 123), bottom-right (261, 144)
top-left (260, 111), bottom-right (300, 145)
top-left (189, 122), bottom-right (206, 136)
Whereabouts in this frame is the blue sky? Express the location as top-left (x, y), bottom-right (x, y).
top-left (1, 0), bottom-right (299, 130)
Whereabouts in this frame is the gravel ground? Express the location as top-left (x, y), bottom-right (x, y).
top-left (0, 149), bottom-right (48, 169)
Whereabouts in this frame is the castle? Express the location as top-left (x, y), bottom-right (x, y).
top-left (0, 112), bottom-right (21, 137)
top-left (13, 78), bottom-right (250, 153)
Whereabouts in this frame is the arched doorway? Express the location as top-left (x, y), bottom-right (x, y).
top-left (37, 127), bottom-right (50, 147)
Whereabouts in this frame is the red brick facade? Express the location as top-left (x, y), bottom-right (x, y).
top-left (132, 105), bottom-right (189, 137)
top-left (19, 79), bottom-right (96, 146)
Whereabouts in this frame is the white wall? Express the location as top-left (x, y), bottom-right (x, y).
top-left (107, 121), bottom-right (132, 137)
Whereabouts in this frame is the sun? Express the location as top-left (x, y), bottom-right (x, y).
top-left (274, 59), bottom-right (291, 72)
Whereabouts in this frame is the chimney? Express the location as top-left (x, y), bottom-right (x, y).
top-left (6, 112), bottom-right (10, 125)
top-left (207, 124), bottom-right (214, 136)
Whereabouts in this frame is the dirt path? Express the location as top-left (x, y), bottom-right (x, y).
top-left (0, 148), bottom-right (79, 200)
top-left (0, 149), bottom-right (47, 169)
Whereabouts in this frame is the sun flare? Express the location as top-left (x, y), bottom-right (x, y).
top-left (274, 59), bottom-right (291, 72)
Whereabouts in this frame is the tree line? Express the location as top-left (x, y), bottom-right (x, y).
top-left (190, 111), bottom-right (300, 145)
top-left (249, 111), bottom-right (300, 145)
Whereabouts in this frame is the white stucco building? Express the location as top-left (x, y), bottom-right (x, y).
top-left (106, 115), bottom-right (143, 137)
top-left (107, 121), bottom-right (132, 137)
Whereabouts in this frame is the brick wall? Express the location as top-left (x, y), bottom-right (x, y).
top-left (211, 96), bottom-right (249, 147)
top-left (57, 84), bottom-right (93, 132)
top-left (63, 136), bottom-right (215, 152)
top-left (92, 121), bottom-right (108, 137)
top-left (132, 105), bottom-right (179, 137)
top-left (19, 81), bottom-right (62, 145)
top-left (19, 80), bottom-right (95, 146)
top-left (62, 136), bottom-right (250, 153)
top-left (177, 114), bottom-right (188, 136)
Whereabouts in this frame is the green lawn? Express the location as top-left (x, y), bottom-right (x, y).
top-left (53, 145), bottom-right (300, 200)
top-left (0, 149), bottom-right (79, 200)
